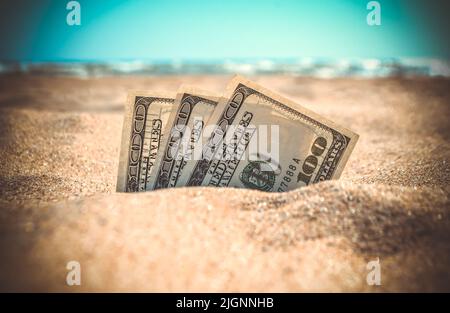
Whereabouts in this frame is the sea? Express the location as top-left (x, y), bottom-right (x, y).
top-left (0, 57), bottom-right (449, 78)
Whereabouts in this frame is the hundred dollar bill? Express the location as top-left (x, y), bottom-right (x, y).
top-left (149, 87), bottom-right (220, 189)
top-left (186, 75), bottom-right (359, 192)
top-left (116, 91), bottom-right (176, 192)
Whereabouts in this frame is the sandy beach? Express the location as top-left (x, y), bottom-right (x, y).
top-left (0, 74), bottom-right (449, 292)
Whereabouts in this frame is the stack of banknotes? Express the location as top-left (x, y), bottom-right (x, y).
top-left (117, 75), bottom-right (359, 193)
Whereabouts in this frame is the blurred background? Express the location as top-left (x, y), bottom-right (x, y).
top-left (0, 0), bottom-right (449, 77)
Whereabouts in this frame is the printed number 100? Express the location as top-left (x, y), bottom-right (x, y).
top-left (297, 137), bottom-right (327, 185)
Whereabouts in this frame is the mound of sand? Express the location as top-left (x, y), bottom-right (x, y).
top-left (0, 75), bottom-right (449, 291)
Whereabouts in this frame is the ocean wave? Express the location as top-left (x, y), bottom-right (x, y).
top-left (0, 58), bottom-right (449, 78)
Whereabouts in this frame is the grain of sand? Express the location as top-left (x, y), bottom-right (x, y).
top-left (0, 74), bottom-right (449, 291)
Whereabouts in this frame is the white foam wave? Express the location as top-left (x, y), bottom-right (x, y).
top-left (1, 58), bottom-right (449, 77)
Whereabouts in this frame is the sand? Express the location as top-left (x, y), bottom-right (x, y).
top-left (0, 74), bottom-right (449, 292)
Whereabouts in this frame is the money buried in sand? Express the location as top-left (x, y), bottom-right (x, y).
top-left (117, 75), bottom-right (359, 192)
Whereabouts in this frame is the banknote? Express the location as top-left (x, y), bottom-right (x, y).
top-left (149, 87), bottom-right (220, 189)
top-left (186, 75), bottom-right (359, 192)
top-left (116, 91), bottom-right (177, 192)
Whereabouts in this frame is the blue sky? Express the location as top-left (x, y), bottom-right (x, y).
top-left (0, 0), bottom-right (449, 61)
